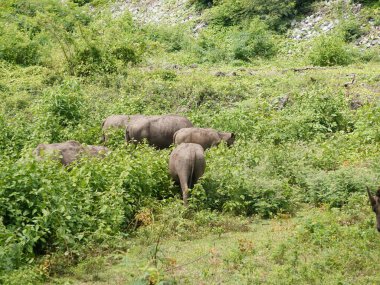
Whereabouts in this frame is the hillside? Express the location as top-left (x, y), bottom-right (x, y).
top-left (0, 0), bottom-right (380, 284)
top-left (111, 0), bottom-right (201, 25)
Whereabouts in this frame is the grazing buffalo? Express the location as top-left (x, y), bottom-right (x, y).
top-left (101, 115), bottom-right (146, 142)
top-left (34, 140), bottom-right (109, 165)
top-left (169, 143), bottom-right (206, 206)
top-left (367, 187), bottom-right (380, 232)
top-left (125, 115), bottom-right (193, 149)
top-left (173, 127), bottom-right (235, 150)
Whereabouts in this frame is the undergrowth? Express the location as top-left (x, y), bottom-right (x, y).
top-left (1, 0), bottom-right (380, 283)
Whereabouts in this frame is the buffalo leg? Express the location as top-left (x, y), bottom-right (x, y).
top-left (178, 173), bottom-right (190, 206)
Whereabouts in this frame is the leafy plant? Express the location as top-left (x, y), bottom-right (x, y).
top-left (0, 24), bottom-right (42, 66)
top-left (233, 19), bottom-right (278, 60)
top-left (304, 166), bottom-right (377, 207)
top-left (206, 0), bottom-right (298, 32)
top-left (340, 18), bottom-right (366, 42)
top-left (309, 34), bottom-right (353, 66)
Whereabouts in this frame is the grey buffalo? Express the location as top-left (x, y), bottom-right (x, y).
top-left (34, 140), bottom-right (109, 165)
top-left (101, 114), bottom-right (146, 142)
top-left (173, 127), bottom-right (235, 150)
top-left (125, 115), bottom-right (193, 149)
top-left (169, 143), bottom-right (206, 206)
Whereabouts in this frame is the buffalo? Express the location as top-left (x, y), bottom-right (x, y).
top-left (34, 140), bottom-right (109, 165)
top-left (125, 115), bottom-right (193, 149)
top-left (173, 127), bottom-right (235, 150)
top-left (101, 115), bottom-right (146, 142)
top-left (169, 143), bottom-right (206, 206)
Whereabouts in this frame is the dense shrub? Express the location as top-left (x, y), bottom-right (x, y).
top-left (295, 0), bottom-right (318, 13)
top-left (72, 46), bottom-right (116, 77)
top-left (189, 0), bottom-right (214, 10)
top-left (304, 167), bottom-right (378, 207)
top-left (27, 81), bottom-right (88, 143)
top-left (358, 0), bottom-right (380, 7)
top-left (0, 24), bottom-right (42, 66)
top-left (1, 0), bottom-right (380, 280)
top-left (0, 145), bottom-right (173, 275)
top-left (193, 28), bottom-right (230, 63)
top-left (196, 144), bottom-right (295, 217)
top-left (353, 105), bottom-right (380, 143)
top-left (46, 82), bottom-right (84, 125)
top-left (206, 0), bottom-right (298, 32)
top-left (309, 34), bottom-right (353, 66)
top-left (233, 20), bottom-right (278, 60)
top-left (340, 18), bottom-right (366, 42)
top-left (210, 86), bottom-right (351, 143)
top-left (0, 116), bottom-right (13, 153)
top-left (71, 0), bottom-right (92, 6)
top-left (145, 25), bottom-right (192, 53)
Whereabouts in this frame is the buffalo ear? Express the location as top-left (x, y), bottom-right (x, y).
top-left (367, 186), bottom-right (376, 207)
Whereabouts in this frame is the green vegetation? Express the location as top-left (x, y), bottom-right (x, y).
top-left (309, 34), bottom-right (353, 66)
top-left (1, 0), bottom-right (380, 284)
top-left (48, 202), bottom-right (380, 284)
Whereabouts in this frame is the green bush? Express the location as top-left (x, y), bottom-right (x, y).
top-left (353, 105), bottom-right (380, 143)
top-left (358, 0), bottom-right (380, 8)
top-left (46, 82), bottom-right (84, 126)
top-left (340, 18), bottom-right (366, 42)
top-left (233, 20), bottom-right (278, 60)
top-left (0, 265), bottom-right (44, 285)
top-left (206, 0), bottom-right (297, 32)
top-left (188, 0), bottom-right (214, 10)
top-left (295, 0), bottom-right (318, 13)
top-left (304, 166), bottom-right (377, 207)
top-left (28, 80), bottom-right (88, 142)
top-left (35, 8), bottom-right (144, 76)
top-left (71, 0), bottom-right (92, 6)
top-left (145, 25), bottom-right (193, 53)
top-left (215, 86), bottom-right (351, 144)
top-left (194, 28), bottom-right (230, 63)
top-left (112, 46), bottom-right (140, 64)
top-left (72, 45), bottom-right (116, 77)
top-left (0, 113), bottom-right (31, 157)
top-left (0, 24), bottom-right (42, 66)
top-left (357, 46), bottom-right (380, 63)
top-left (198, 144), bottom-right (295, 217)
top-left (206, 1), bottom-right (241, 27)
top-left (0, 145), bottom-right (173, 275)
top-left (309, 34), bottom-right (353, 66)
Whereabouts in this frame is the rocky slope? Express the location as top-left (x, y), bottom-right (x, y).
top-left (111, 0), bottom-right (201, 26)
top-left (112, 0), bottom-right (380, 47)
top-left (290, 0), bottom-right (380, 48)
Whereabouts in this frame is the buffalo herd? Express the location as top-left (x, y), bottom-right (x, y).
top-left (34, 114), bottom-right (380, 231)
top-left (34, 114), bottom-right (234, 206)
